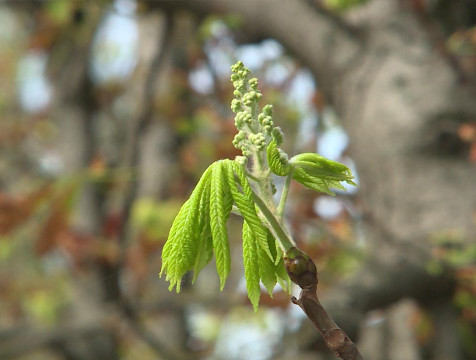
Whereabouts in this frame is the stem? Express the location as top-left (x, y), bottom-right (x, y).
top-left (284, 248), bottom-right (364, 360)
top-left (277, 172), bottom-right (292, 219)
top-left (251, 190), bottom-right (295, 251)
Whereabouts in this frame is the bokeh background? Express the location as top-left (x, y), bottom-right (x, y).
top-left (1, 0), bottom-right (476, 359)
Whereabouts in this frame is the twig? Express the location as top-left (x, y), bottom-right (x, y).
top-left (116, 13), bottom-right (173, 249)
top-left (284, 248), bottom-right (364, 360)
top-left (101, 13), bottom-right (174, 302)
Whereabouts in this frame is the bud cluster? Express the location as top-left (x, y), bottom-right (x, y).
top-left (230, 61), bottom-right (283, 158)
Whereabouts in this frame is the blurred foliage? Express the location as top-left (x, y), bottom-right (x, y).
top-left (323, 0), bottom-right (369, 11)
top-left (132, 199), bottom-right (182, 241)
top-left (426, 230), bottom-right (476, 354)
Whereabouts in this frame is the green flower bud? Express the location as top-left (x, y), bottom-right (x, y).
top-left (233, 80), bottom-right (245, 90)
top-left (235, 156), bottom-right (247, 166)
top-left (272, 127), bottom-right (284, 145)
top-left (234, 117), bottom-right (243, 128)
top-left (248, 77), bottom-right (258, 89)
top-left (233, 90), bottom-right (242, 98)
top-left (262, 116), bottom-right (272, 126)
top-left (231, 61), bottom-right (244, 73)
top-left (231, 99), bottom-right (242, 113)
top-left (243, 96), bottom-right (253, 106)
top-left (263, 104), bottom-right (273, 116)
top-left (238, 69), bottom-right (250, 78)
top-left (243, 114), bottom-right (252, 124)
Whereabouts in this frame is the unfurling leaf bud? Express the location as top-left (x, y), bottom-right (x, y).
top-left (284, 247), bottom-right (317, 289)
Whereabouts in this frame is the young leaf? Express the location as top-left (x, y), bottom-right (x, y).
top-left (258, 238), bottom-right (278, 296)
top-left (209, 161), bottom-right (233, 290)
top-left (272, 236), bottom-right (292, 293)
top-left (290, 153), bottom-right (356, 195)
top-left (267, 140), bottom-right (292, 176)
top-left (225, 161), bottom-right (273, 261)
top-left (192, 177), bottom-right (213, 283)
top-left (292, 167), bottom-right (338, 195)
top-left (242, 220), bottom-right (261, 312)
top-left (160, 166), bottom-right (212, 292)
top-left (291, 153), bottom-right (356, 184)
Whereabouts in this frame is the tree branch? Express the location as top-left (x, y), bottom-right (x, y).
top-left (285, 248), bottom-right (364, 360)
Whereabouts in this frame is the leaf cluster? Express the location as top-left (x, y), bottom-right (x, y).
top-left (160, 159), bottom-right (290, 310)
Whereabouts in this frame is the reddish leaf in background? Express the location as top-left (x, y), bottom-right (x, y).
top-left (101, 212), bottom-right (123, 239)
top-left (0, 184), bottom-right (52, 235)
top-left (470, 142), bottom-right (476, 163)
top-left (35, 205), bottom-right (68, 255)
top-left (57, 229), bottom-right (95, 268)
top-left (458, 123), bottom-right (476, 162)
top-left (35, 186), bottom-right (74, 255)
top-left (126, 245), bottom-right (148, 288)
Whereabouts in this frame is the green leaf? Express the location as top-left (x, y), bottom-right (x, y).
top-left (225, 161), bottom-right (273, 261)
top-left (266, 229), bottom-right (291, 294)
top-left (258, 235), bottom-right (277, 296)
top-left (210, 161), bottom-right (233, 290)
top-left (160, 166), bottom-right (213, 292)
top-left (242, 220), bottom-right (261, 312)
top-left (267, 140), bottom-right (292, 176)
top-left (290, 153), bottom-right (356, 195)
top-left (292, 167), bottom-right (338, 195)
top-left (192, 177), bottom-right (213, 283)
top-left (274, 243), bottom-right (292, 293)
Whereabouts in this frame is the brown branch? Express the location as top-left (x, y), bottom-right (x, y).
top-left (116, 13), bottom-right (173, 248)
top-left (284, 247), bottom-right (364, 360)
top-left (100, 12), bottom-right (174, 303)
